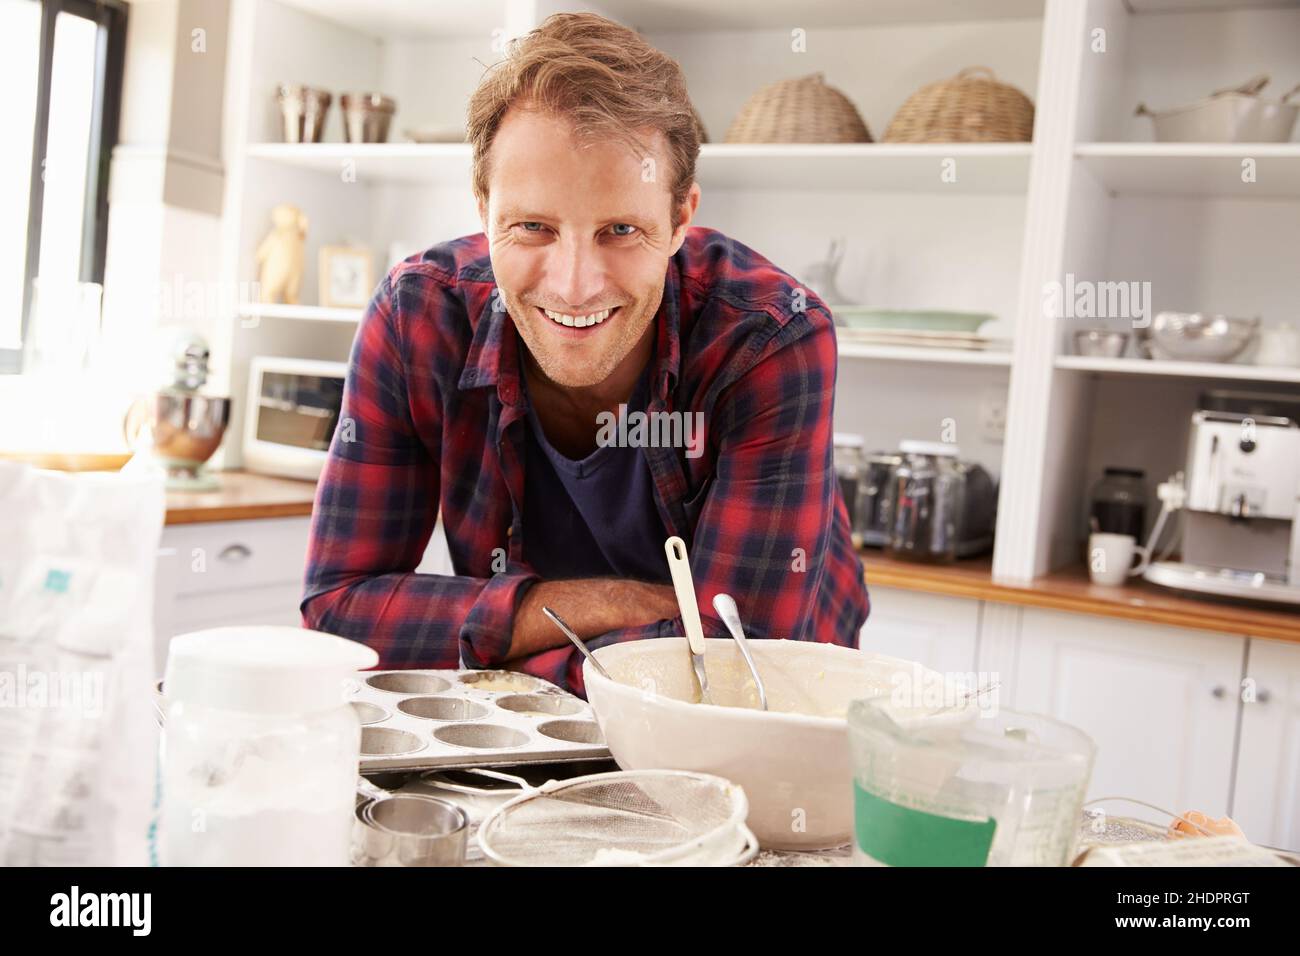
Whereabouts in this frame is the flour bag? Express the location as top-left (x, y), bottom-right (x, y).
top-left (0, 461), bottom-right (164, 865)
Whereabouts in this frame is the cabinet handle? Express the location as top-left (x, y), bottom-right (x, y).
top-left (1211, 685), bottom-right (1227, 699)
top-left (218, 543), bottom-right (252, 563)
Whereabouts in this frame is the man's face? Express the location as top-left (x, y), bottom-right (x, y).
top-left (479, 107), bottom-right (698, 389)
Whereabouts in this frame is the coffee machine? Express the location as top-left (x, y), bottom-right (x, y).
top-left (1142, 391), bottom-right (1300, 606)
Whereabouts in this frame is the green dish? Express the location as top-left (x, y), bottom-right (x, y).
top-left (834, 308), bottom-right (995, 332)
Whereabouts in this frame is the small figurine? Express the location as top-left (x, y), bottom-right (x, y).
top-left (256, 203), bottom-right (308, 304)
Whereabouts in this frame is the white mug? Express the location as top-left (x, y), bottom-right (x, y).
top-left (1255, 323), bottom-right (1300, 368)
top-left (1088, 532), bottom-right (1150, 586)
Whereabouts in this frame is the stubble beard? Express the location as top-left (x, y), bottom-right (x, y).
top-left (502, 285), bottom-right (663, 390)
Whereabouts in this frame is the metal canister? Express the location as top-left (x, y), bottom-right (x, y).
top-left (340, 93), bottom-right (396, 144)
top-left (276, 84), bottom-right (332, 143)
top-left (860, 452), bottom-right (901, 547)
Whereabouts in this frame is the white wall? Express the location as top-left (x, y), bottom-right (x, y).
top-left (834, 362), bottom-right (1009, 475)
top-left (380, 35), bottom-right (501, 137)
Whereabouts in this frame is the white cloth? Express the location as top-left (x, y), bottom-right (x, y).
top-left (0, 461), bottom-right (164, 865)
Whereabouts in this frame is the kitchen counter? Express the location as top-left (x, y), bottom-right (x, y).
top-left (164, 470), bottom-right (318, 525)
top-left (864, 551), bottom-right (1300, 644)
top-left (173, 472), bottom-right (1300, 642)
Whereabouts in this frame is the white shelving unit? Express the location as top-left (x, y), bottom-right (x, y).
top-left (1056, 355), bottom-right (1300, 385)
top-left (247, 141), bottom-right (1034, 193)
top-left (1075, 143), bottom-right (1300, 199)
top-left (996, 0), bottom-right (1300, 580)
top-left (238, 302), bottom-right (364, 324)
top-left (839, 342), bottom-right (1013, 366)
top-left (213, 0), bottom-right (1300, 585)
top-left (699, 143), bottom-right (1032, 193)
top-left (246, 142), bottom-right (473, 184)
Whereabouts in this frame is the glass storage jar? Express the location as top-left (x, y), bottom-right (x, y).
top-left (885, 441), bottom-right (964, 564)
top-left (1088, 467), bottom-right (1147, 540)
top-left (161, 626), bottom-right (377, 866)
top-left (833, 433), bottom-right (868, 546)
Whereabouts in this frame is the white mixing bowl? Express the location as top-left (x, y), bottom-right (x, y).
top-left (584, 637), bottom-right (948, 850)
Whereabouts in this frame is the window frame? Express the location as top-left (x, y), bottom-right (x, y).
top-left (2, 0), bottom-right (128, 374)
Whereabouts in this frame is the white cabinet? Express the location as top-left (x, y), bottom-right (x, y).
top-left (861, 586), bottom-right (979, 675)
top-left (1233, 638), bottom-right (1300, 853)
top-left (153, 517), bottom-right (312, 674)
top-left (1014, 609), bottom-right (1244, 816)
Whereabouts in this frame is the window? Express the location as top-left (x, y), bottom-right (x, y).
top-left (1, 0), bottom-right (127, 373)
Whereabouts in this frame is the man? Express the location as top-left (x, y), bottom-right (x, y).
top-left (301, 13), bottom-right (869, 696)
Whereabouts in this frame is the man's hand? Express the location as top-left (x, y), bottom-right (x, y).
top-left (507, 579), bottom-right (680, 659)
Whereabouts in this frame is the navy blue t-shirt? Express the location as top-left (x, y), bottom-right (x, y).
top-left (520, 356), bottom-right (670, 582)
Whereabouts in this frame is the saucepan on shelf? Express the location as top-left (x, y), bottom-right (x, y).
top-left (1136, 75), bottom-right (1300, 143)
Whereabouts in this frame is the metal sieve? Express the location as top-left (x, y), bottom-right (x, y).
top-left (476, 769), bottom-right (757, 867)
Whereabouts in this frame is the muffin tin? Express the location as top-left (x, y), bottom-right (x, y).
top-left (353, 668), bottom-right (609, 773)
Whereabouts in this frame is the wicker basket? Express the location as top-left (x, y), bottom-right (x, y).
top-left (724, 73), bottom-right (872, 144)
top-left (883, 67), bottom-right (1034, 143)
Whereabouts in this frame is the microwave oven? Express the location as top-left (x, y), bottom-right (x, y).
top-left (242, 357), bottom-right (347, 480)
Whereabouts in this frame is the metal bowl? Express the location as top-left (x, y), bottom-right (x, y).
top-left (124, 391), bottom-right (230, 488)
top-left (1137, 312), bottom-right (1259, 362)
top-left (340, 93), bottom-right (396, 144)
top-left (151, 393), bottom-right (230, 470)
top-left (1072, 329), bottom-right (1130, 358)
top-left (351, 791), bottom-right (468, 867)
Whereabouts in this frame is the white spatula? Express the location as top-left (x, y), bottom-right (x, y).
top-left (664, 535), bottom-right (711, 704)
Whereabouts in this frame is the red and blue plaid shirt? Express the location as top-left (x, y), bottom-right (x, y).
top-left (302, 226), bottom-right (869, 696)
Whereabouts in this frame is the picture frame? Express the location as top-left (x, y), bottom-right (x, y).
top-left (318, 244), bottom-right (373, 308)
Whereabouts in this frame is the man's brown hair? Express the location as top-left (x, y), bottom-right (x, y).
top-left (466, 13), bottom-right (701, 219)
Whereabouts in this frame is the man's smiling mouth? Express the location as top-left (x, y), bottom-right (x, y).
top-left (538, 305), bottom-right (618, 329)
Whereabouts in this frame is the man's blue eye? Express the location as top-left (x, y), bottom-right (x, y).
top-left (520, 222), bottom-right (543, 232)
top-left (610, 224), bottom-right (636, 236)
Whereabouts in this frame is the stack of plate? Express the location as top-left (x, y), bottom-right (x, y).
top-left (834, 308), bottom-right (1005, 351)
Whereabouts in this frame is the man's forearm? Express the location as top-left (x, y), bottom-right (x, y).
top-left (507, 578), bottom-right (680, 660)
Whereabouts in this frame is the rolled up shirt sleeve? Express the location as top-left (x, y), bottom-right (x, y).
top-left (300, 272), bottom-right (537, 669)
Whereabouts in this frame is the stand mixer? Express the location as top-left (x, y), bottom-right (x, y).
top-left (123, 331), bottom-right (231, 491)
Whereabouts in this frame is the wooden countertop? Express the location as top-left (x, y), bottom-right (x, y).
top-left (165, 470), bottom-right (318, 525)
top-left (864, 551), bottom-right (1300, 644)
